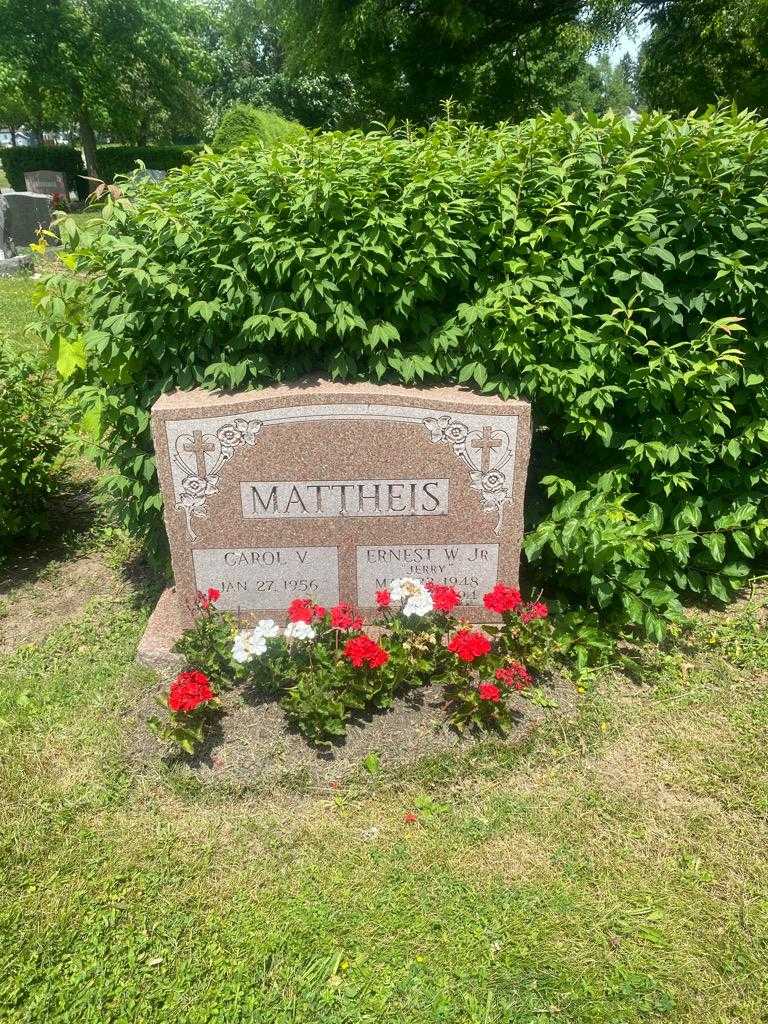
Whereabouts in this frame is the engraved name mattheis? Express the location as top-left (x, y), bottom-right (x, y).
top-left (240, 479), bottom-right (449, 519)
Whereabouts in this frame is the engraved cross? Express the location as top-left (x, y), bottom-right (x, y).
top-left (182, 430), bottom-right (215, 478)
top-left (471, 426), bottom-right (502, 473)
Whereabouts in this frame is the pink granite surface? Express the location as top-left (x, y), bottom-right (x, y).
top-left (145, 377), bottom-right (532, 640)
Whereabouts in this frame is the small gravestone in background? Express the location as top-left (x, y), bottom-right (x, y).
top-left (0, 195), bottom-right (33, 275)
top-left (2, 192), bottom-right (52, 250)
top-left (24, 169), bottom-right (68, 198)
top-left (139, 379), bottom-right (531, 669)
top-left (0, 196), bottom-right (11, 257)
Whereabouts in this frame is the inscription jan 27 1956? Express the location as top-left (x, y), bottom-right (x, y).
top-left (150, 379), bottom-right (531, 625)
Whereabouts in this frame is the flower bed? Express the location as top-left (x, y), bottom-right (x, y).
top-left (149, 580), bottom-right (558, 753)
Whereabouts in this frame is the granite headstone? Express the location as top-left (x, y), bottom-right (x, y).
top-left (139, 380), bottom-right (532, 666)
top-left (24, 169), bottom-right (68, 197)
top-left (0, 194), bottom-right (34, 274)
top-left (3, 192), bottom-right (52, 249)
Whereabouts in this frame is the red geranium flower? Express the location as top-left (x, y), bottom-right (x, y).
top-left (478, 682), bottom-right (502, 702)
top-left (314, 605), bottom-right (326, 619)
top-left (288, 598), bottom-right (315, 623)
top-left (426, 582), bottom-right (461, 613)
top-left (168, 670), bottom-right (214, 713)
top-left (331, 603), bottom-right (363, 631)
top-left (447, 628), bottom-right (492, 662)
top-left (343, 634), bottom-right (390, 669)
top-left (495, 661), bottom-right (533, 691)
top-left (375, 589), bottom-right (391, 608)
top-left (520, 601), bottom-right (549, 624)
top-left (197, 587), bottom-right (221, 610)
top-left (482, 583), bottom-right (523, 614)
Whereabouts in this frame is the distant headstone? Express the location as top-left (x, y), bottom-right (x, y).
top-left (147, 380), bottom-right (532, 638)
top-left (0, 195), bottom-right (12, 257)
top-left (3, 192), bottom-right (52, 249)
top-left (0, 196), bottom-right (33, 275)
top-left (23, 169), bottom-right (68, 198)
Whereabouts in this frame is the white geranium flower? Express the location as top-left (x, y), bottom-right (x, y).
top-left (402, 592), bottom-right (434, 617)
top-left (232, 629), bottom-right (267, 663)
top-left (284, 621), bottom-right (316, 641)
top-left (390, 576), bottom-right (429, 601)
top-left (254, 619), bottom-right (280, 639)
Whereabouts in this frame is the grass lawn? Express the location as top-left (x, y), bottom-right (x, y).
top-left (1, 273), bottom-right (767, 1023)
top-left (0, 277), bottom-right (41, 357)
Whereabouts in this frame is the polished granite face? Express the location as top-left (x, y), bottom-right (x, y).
top-left (151, 379), bottom-right (532, 625)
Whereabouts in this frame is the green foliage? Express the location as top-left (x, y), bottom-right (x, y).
top-left (174, 606), bottom-right (238, 691)
top-left (38, 106), bottom-right (768, 636)
top-left (95, 145), bottom-right (199, 184)
top-left (0, 0), bottom-right (214, 178)
top-left (205, 0), bottom-right (369, 130)
top-left (566, 53), bottom-right (639, 117)
top-left (211, 103), bottom-right (304, 152)
top-left (0, 349), bottom-right (65, 549)
top-left (0, 145), bottom-right (88, 200)
top-left (639, 0), bottom-right (768, 114)
top-left (277, 0), bottom-right (630, 123)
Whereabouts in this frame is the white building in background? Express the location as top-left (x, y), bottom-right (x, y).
top-left (0, 129), bottom-right (72, 147)
top-left (0, 130), bottom-right (33, 147)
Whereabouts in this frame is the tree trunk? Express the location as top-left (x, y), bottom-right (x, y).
top-left (10, 126), bottom-right (17, 146)
top-left (78, 108), bottom-right (100, 189)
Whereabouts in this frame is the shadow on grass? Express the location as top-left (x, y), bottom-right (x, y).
top-left (0, 469), bottom-right (101, 596)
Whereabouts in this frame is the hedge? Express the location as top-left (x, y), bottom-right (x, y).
top-left (95, 145), bottom-right (198, 183)
top-left (0, 349), bottom-right (66, 550)
top-left (37, 108), bottom-right (768, 641)
top-left (0, 145), bottom-right (88, 200)
top-left (211, 104), bottom-right (305, 152)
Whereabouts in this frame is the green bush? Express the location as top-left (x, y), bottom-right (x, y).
top-left (211, 104), bottom-right (304, 152)
top-left (0, 349), bottom-right (66, 549)
top-left (95, 145), bottom-right (198, 184)
top-left (37, 108), bottom-right (768, 638)
top-left (0, 145), bottom-right (88, 200)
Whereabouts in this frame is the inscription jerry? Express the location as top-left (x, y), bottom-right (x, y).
top-left (241, 479), bottom-right (448, 519)
top-left (356, 544), bottom-right (499, 606)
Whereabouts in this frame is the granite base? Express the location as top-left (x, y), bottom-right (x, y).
top-left (137, 587), bottom-right (186, 676)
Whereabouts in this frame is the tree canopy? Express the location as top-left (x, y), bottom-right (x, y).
top-left (1, 0), bottom-right (765, 160)
top-left (638, 0), bottom-right (768, 113)
top-left (275, 0), bottom-right (635, 123)
top-left (0, 0), bottom-right (213, 175)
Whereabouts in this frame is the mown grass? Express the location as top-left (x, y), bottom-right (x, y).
top-left (0, 276), bottom-right (41, 357)
top-left (0, 585), bottom-right (766, 1023)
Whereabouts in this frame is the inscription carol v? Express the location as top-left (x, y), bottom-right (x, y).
top-left (148, 379), bottom-right (531, 628)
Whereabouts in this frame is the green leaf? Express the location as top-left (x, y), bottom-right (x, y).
top-left (55, 337), bottom-right (86, 379)
top-left (702, 533), bottom-right (726, 563)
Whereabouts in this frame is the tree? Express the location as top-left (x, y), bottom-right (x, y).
top-left (204, 0), bottom-right (374, 129)
top-left (638, 0), bottom-right (768, 113)
top-left (273, 0), bottom-right (635, 123)
top-left (0, 0), bottom-right (214, 181)
top-left (565, 53), bottom-right (639, 116)
top-left (0, 65), bottom-right (31, 144)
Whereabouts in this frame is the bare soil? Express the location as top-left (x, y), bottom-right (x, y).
top-left (124, 671), bottom-right (577, 790)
